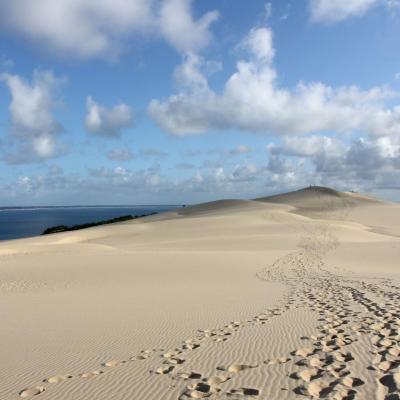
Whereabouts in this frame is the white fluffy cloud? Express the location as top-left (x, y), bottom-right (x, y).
top-left (1, 69), bottom-right (65, 161)
top-left (238, 27), bottom-right (275, 64)
top-left (268, 134), bottom-right (400, 185)
top-left (159, 0), bottom-right (218, 53)
top-left (0, 0), bottom-right (218, 59)
top-left (149, 26), bottom-right (400, 138)
top-left (310, 0), bottom-right (400, 22)
top-left (310, 0), bottom-right (379, 22)
top-left (85, 97), bottom-right (134, 138)
top-left (269, 136), bottom-right (345, 158)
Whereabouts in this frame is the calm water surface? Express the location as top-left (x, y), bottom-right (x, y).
top-left (0, 205), bottom-right (178, 241)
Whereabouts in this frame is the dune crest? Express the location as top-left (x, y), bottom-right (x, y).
top-left (0, 187), bottom-right (399, 400)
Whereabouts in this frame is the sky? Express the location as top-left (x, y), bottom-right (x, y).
top-left (0, 0), bottom-right (400, 206)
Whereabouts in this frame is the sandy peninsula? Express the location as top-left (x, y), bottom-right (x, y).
top-left (1, 186), bottom-right (399, 400)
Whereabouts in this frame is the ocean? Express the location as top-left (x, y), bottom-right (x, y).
top-left (0, 205), bottom-right (178, 241)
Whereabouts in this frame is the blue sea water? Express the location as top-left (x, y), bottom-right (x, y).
top-left (0, 205), bottom-right (178, 241)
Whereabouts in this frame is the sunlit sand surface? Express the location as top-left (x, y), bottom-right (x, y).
top-left (1, 187), bottom-right (400, 400)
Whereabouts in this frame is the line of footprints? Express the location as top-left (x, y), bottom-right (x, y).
top-left (18, 253), bottom-right (400, 399)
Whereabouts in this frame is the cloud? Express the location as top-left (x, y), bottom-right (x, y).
top-left (268, 135), bottom-right (345, 158)
top-left (159, 0), bottom-right (219, 53)
top-left (309, 0), bottom-right (379, 22)
top-left (107, 148), bottom-right (134, 161)
top-left (88, 164), bottom-right (162, 188)
top-left (17, 176), bottom-right (36, 192)
top-left (0, 0), bottom-right (218, 59)
top-left (149, 26), bottom-right (400, 138)
top-left (309, 0), bottom-right (400, 22)
top-left (265, 3), bottom-right (273, 19)
top-left (3, 134), bottom-right (400, 205)
top-left (85, 97), bottom-right (134, 138)
top-left (1, 69), bottom-right (66, 162)
top-left (238, 27), bottom-right (275, 64)
top-left (230, 163), bottom-right (259, 182)
top-left (268, 134), bottom-right (400, 189)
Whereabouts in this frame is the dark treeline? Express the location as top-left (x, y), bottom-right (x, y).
top-left (42, 213), bottom-right (157, 235)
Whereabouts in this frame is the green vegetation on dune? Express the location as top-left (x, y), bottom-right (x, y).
top-left (42, 213), bottom-right (157, 235)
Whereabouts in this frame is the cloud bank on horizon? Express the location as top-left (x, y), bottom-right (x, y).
top-left (0, 0), bottom-right (399, 205)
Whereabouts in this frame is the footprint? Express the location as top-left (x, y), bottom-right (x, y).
top-left (175, 371), bottom-right (202, 380)
top-left (307, 378), bottom-right (333, 397)
top-left (266, 356), bottom-right (290, 365)
top-left (79, 370), bottom-right (103, 378)
top-left (163, 350), bottom-right (181, 359)
top-left (205, 375), bottom-right (229, 385)
top-left (102, 360), bottom-right (125, 368)
top-left (226, 364), bottom-right (255, 373)
top-left (43, 375), bottom-right (72, 383)
top-left (379, 373), bottom-right (400, 394)
top-left (130, 355), bottom-right (148, 361)
top-left (332, 387), bottom-right (357, 400)
top-left (182, 382), bottom-right (220, 399)
top-left (378, 361), bottom-right (393, 373)
top-left (341, 376), bottom-right (364, 388)
top-left (155, 365), bottom-right (174, 375)
top-left (296, 368), bottom-right (319, 382)
top-left (183, 343), bottom-right (200, 350)
top-left (166, 357), bottom-right (185, 365)
top-left (227, 388), bottom-right (260, 397)
top-left (294, 347), bottom-right (314, 357)
top-left (19, 387), bottom-right (45, 398)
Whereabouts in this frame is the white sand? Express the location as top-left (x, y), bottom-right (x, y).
top-left (1, 186), bottom-right (399, 400)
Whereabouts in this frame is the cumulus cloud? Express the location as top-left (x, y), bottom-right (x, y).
top-left (310, 0), bottom-right (378, 22)
top-left (1, 69), bottom-right (66, 162)
top-left (268, 134), bottom-right (400, 189)
top-left (88, 164), bottom-right (162, 188)
top-left (310, 0), bottom-right (400, 22)
top-left (107, 148), bottom-right (134, 161)
top-left (159, 0), bottom-right (219, 53)
top-left (268, 136), bottom-right (345, 158)
top-left (238, 27), bottom-right (275, 64)
top-left (85, 97), bottom-right (134, 138)
top-left (0, 0), bottom-right (218, 59)
top-left (149, 26), bottom-right (400, 138)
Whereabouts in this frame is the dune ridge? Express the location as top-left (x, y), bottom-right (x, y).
top-left (1, 187), bottom-right (399, 400)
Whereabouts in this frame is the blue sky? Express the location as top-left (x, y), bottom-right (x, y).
top-left (0, 0), bottom-right (400, 205)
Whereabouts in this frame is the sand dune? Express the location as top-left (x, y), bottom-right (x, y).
top-left (0, 187), bottom-right (399, 400)
top-left (256, 186), bottom-right (381, 211)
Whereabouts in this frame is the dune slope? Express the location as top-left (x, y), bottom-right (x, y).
top-left (0, 187), bottom-right (399, 400)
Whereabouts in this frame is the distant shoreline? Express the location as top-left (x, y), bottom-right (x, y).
top-left (0, 205), bottom-right (180, 212)
top-left (42, 213), bottom-right (158, 235)
top-left (0, 205), bottom-right (180, 241)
